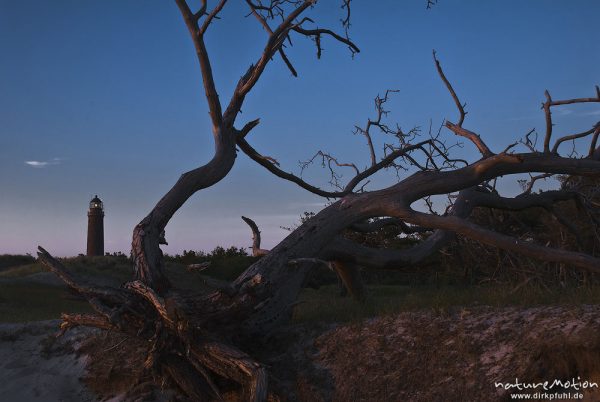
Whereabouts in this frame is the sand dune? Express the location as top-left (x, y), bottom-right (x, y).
top-left (0, 320), bottom-right (97, 402)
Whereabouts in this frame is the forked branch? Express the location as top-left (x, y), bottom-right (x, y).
top-left (542, 87), bottom-right (600, 153)
top-left (226, 0), bottom-right (358, 121)
top-left (434, 51), bottom-right (494, 158)
top-left (174, 0), bottom-right (223, 130)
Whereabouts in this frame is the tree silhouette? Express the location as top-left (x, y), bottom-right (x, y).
top-left (38, 1), bottom-right (600, 400)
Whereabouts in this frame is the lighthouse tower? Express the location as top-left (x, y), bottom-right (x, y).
top-left (87, 195), bottom-right (104, 256)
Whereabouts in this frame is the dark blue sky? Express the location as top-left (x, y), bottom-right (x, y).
top-left (1, 1), bottom-right (599, 256)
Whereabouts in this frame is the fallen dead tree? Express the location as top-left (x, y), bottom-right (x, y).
top-left (37, 1), bottom-right (600, 400)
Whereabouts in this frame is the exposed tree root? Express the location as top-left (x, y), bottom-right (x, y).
top-left (37, 246), bottom-right (270, 401)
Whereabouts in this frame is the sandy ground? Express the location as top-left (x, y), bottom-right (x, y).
top-left (0, 320), bottom-right (98, 402)
top-left (314, 305), bottom-right (600, 401)
top-left (1, 306), bottom-right (599, 401)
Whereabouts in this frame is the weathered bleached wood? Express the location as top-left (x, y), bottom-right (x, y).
top-left (187, 262), bottom-right (211, 272)
top-left (191, 341), bottom-right (268, 402)
top-left (330, 261), bottom-right (366, 301)
top-left (58, 313), bottom-right (115, 335)
top-left (125, 280), bottom-right (174, 327)
top-left (242, 216), bottom-right (270, 257)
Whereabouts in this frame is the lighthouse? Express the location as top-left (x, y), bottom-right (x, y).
top-left (87, 195), bottom-right (104, 256)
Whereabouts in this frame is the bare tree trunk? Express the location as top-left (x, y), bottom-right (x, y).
top-left (132, 133), bottom-right (237, 293)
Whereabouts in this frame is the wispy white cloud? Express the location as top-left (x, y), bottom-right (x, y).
top-left (24, 157), bottom-right (62, 168)
top-left (509, 108), bottom-right (600, 121)
top-left (25, 161), bottom-right (49, 167)
top-left (555, 108), bottom-right (573, 116)
top-left (553, 107), bottom-right (600, 118)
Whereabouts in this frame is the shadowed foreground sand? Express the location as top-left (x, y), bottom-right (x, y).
top-left (1, 306), bottom-right (600, 401)
top-left (0, 320), bottom-right (96, 402)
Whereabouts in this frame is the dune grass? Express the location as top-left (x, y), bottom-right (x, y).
top-left (0, 254), bottom-right (36, 271)
top-left (0, 282), bottom-right (92, 322)
top-left (0, 263), bottom-right (45, 278)
top-left (292, 284), bottom-right (600, 324)
top-left (1, 255), bottom-right (599, 324)
top-left (0, 257), bottom-right (131, 283)
top-left (0, 256), bottom-right (213, 290)
top-left (0, 255), bottom-right (247, 322)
